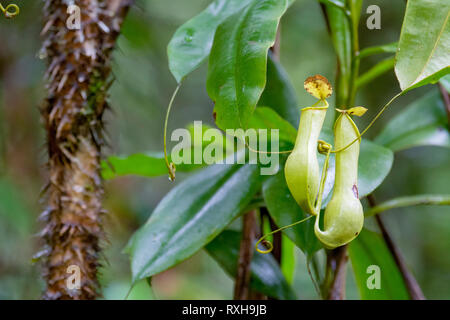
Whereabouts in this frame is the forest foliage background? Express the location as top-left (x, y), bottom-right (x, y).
top-left (0, 0), bottom-right (449, 299)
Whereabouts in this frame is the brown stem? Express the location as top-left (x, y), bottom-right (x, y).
top-left (367, 194), bottom-right (425, 300)
top-left (325, 245), bottom-right (348, 300)
top-left (438, 83), bottom-right (450, 127)
top-left (40, 0), bottom-right (132, 300)
top-left (234, 210), bottom-right (257, 300)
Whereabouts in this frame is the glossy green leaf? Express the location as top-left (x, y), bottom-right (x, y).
top-left (375, 88), bottom-right (450, 151)
top-left (258, 52), bottom-right (299, 126)
top-left (349, 228), bottom-right (410, 300)
top-left (356, 57), bottom-right (395, 89)
top-left (126, 161), bottom-right (263, 283)
top-left (281, 235), bottom-right (296, 284)
top-left (358, 42), bottom-right (398, 60)
top-left (102, 152), bottom-right (201, 180)
top-left (167, 0), bottom-right (254, 82)
top-left (357, 139), bottom-right (394, 197)
top-left (206, 230), bottom-right (296, 300)
top-left (207, 0), bottom-right (289, 130)
top-left (395, 0), bottom-right (450, 91)
top-left (247, 107), bottom-right (298, 144)
top-left (263, 167), bottom-right (321, 255)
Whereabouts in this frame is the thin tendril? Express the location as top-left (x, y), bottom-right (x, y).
top-left (255, 215), bottom-right (313, 254)
top-left (306, 256), bottom-right (322, 298)
top-left (163, 83), bottom-right (182, 181)
top-left (123, 285), bottom-right (134, 300)
top-left (1, 3), bottom-right (20, 18)
top-left (331, 92), bottom-right (402, 153)
top-left (245, 142), bottom-right (293, 154)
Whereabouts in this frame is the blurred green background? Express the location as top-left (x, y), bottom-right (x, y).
top-left (0, 0), bottom-right (449, 299)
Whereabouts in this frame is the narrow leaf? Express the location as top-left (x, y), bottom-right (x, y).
top-left (358, 42), bottom-right (398, 60)
top-left (102, 152), bottom-right (202, 180)
top-left (356, 57), bottom-right (395, 89)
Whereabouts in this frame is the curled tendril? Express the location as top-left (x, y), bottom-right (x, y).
top-left (1, 3), bottom-right (20, 18)
top-left (255, 215), bottom-right (313, 254)
top-left (317, 139), bottom-right (331, 155)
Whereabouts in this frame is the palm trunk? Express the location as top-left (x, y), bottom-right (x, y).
top-left (40, 0), bottom-right (132, 300)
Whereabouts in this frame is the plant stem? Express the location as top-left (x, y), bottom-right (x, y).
top-left (438, 83), bottom-right (450, 126)
top-left (266, 23), bottom-right (283, 265)
top-left (321, 0), bottom-right (362, 299)
top-left (261, 207), bottom-right (282, 264)
top-left (234, 210), bottom-right (257, 300)
top-left (325, 245), bottom-right (348, 299)
top-left (365, 194), bottom-right (450, 217)
top-left (367, 194), bottom-right (426, 300)
top-left (40, 0), bottom-right (132, 299)
top-left (347, 0), bottom-right (362, 106)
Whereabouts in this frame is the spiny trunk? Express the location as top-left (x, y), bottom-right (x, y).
top-left (40, 0), bottom-right (131, 300)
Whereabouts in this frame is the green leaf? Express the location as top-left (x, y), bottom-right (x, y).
top-left (358, 139), bottom-right (394, 197)
top-left (206, 0), bottom-right (289, 130)
top-left (280, 235), bottom-right (296, 284)
top-left (258, 52), bottom-right (299, 126)
top-left (375, 88), bottom-right (450, 151)
top-left (102, 123), bottom-right (231, 179)
top-left (356, 57), bottom-right (395, 89)
top-left (101, 152), bottom-right (202, 180)
top-left (126, 160), bottom-right (263, 283)
top-left (167, 0), bottom-right (254, 82)
top-left (263, 167), bottom-right (321, 255)
top-left (205, 230), bottom-right (296, 300)
top-left (247, 107), bottom-right (298, 144)
top-left (358, 42), bottom-right (398, 60)
top-left (395, 0), bottom-right (450, 91)
top-left (348, 228), bottom-right (410, 300)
